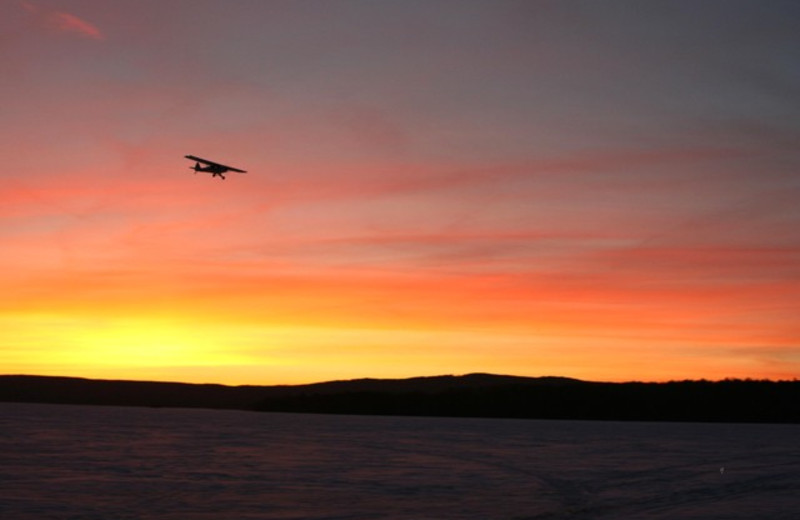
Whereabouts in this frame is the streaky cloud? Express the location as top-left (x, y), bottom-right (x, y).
top-left (52, 12), bottom-right (104, 40)
top-left (20, 1), bottom-right (105, 40)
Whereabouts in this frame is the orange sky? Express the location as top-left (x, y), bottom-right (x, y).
top-left (2, 1), bottom-right (798, 384)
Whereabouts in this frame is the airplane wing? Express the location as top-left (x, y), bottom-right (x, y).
top-left (185, 155), bottom-right (247, 173)
top-left (185, 155), bottom-right (214, 165)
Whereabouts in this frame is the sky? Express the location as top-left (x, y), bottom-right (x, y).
top-left (1, 0), bottom-right (799, 385)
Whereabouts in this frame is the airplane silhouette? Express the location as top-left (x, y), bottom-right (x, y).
top-left (185, 155), bottom-right (247, 180)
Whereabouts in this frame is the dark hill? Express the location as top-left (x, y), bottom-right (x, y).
top-left (1, 374), bottom-right (797, 423)
top-left (287, 373), bottom-right (582, 394)
top-left (0, 373), bottom-right (576, 409)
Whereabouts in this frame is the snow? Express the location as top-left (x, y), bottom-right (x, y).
top-left (1, 403), bottom-right (798, 519)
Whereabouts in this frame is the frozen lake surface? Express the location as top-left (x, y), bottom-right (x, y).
top-left (1, 402), bottom-right (797, 519)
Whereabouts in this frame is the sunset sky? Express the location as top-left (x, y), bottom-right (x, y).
top-left (2, 0), bottom-right (798, 385)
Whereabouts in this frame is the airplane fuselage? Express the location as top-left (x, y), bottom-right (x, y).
top-left (192, 163), bottom-right (228, 179)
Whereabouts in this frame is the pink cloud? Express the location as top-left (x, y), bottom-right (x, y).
top-left (52, 12), bottom-right (104, 40)
top-left (21, 1), bottom-right (105, 40)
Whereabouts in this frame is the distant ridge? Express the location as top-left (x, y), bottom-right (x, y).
top-left (0, 373), bottom-right (579, 409)
top-left (287, 373), bottom-right (584, 394)
top-left (1, 374), bottom-right (798, 423)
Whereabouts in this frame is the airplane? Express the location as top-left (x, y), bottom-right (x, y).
top-left (185, 155), bottom-right (247, 180)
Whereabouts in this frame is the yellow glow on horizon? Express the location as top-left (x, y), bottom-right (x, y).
top-left (65, 318), bottom-right (235, 368)
top-left (0, 312), bottom-right (252, 370)
top-left (1, 300), bottom-right (796, 385)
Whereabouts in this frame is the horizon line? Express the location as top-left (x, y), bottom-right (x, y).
top-left (2, 372), bottom-right (796, 388)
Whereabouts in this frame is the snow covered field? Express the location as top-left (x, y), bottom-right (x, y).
top-left (1, 402), bottom-right (797, 519)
